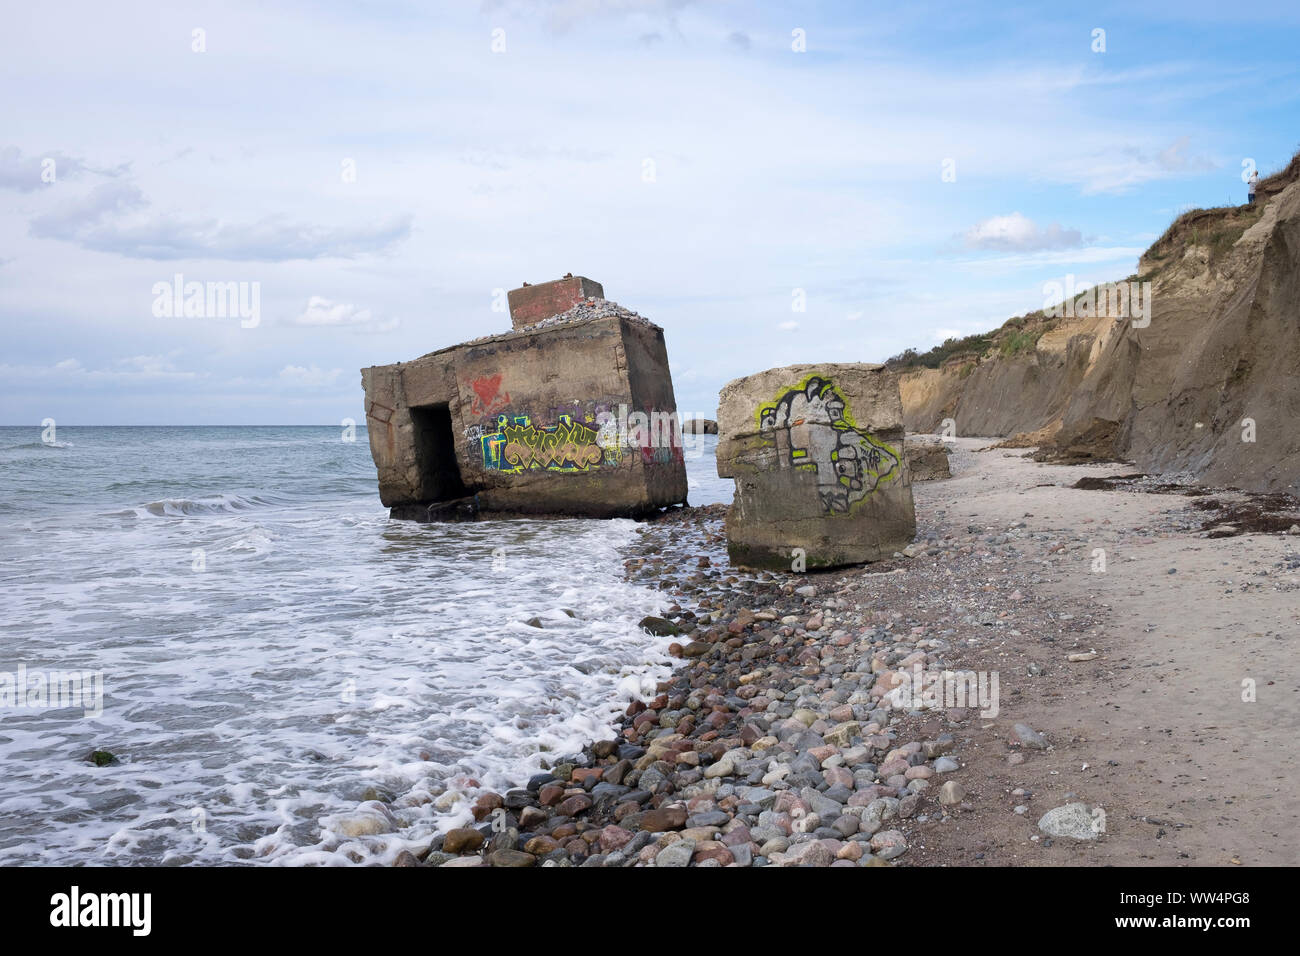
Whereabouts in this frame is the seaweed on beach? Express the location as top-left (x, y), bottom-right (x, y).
top-left (1071, 474), bottom-right (1147, 491)
top-left (1071, 475), bottom-right (1300, 537)
top-left (1198, 499), bottom-right (1300, 538)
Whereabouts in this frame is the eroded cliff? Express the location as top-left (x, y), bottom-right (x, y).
top-left (898, 152), bottom-right (1300, 493)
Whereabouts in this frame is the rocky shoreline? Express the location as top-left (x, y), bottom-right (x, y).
top-left (391, 438), bottom-right (1300, 867)
top-left (409, 444), bottom-right (1100, 867)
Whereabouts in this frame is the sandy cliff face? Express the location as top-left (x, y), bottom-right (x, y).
top-left (900, 155), bottom-right (1300, 493)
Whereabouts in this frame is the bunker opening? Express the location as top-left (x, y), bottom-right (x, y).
top-left (410, 403), bottom-right (469, 502)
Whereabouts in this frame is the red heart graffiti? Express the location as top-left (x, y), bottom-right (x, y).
top-left (472, 374), bottom-right (503, 405)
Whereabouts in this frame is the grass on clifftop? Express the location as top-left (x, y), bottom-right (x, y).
top-left (884, 312), bottom-right (1051, 370)
top-left (1128, 147), bottom-right (1299, 273)
top-left (1143, 201), bottom-right (1268, 270)
top-left (885, 147), bottom-right (1300, 373)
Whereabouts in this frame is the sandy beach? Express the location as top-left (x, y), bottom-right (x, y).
top-left (885, 439), bottom-right (1298, 866)
top-left (424, 437), bottom-right (1299, 867)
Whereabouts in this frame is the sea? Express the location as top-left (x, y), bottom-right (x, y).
top-left (0, 425), bottom-right (733, 865)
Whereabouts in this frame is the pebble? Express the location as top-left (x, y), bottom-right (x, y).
top-left (938, 781), bottom-right (965, 806)
top-left (489, 849), bottom-right (536, 867)
top-left (1038, 803), bottom-right (1102, 840)
top-left (655, 839), bottom-right (696, 867)
top-left (772, 841), bottom-right (833, 867)
top-left (1012, 723), bottom-right (1048, 750)
top-left (441, 827), bottom-right (485, 854)
top-left (869, 829), bottom-right (908, 860)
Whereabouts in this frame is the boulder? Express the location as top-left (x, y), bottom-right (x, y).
top-left (905, 440), bottom-right (952, 481)
top-left (681, 417), bottom-right (719, 434)
top-left (1038, 802), bottom-right (1103, 840)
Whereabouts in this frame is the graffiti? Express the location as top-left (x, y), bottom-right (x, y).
top-left (470, 400), bottom-right (683, 472)
top-left (597, 416), bottom-right (625, 465)
top-left (757, 375), bottom-right (901, 513)
top-left (481, 414), bottom-right (604, 472)
top-left (467, 374), bottom-right (511, 417)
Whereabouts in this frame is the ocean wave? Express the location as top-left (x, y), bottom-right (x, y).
top-left (138, 493), bottom-right (293, 517)
top-left (3, 441), bottom-right (74, 451)
top-left (0, 428), bottom-right (725, 866)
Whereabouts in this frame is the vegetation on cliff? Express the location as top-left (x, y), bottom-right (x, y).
top-left (885, 149), bottom-right (1300, 373)
top-left (894, 147), bottom-right (1300, 493)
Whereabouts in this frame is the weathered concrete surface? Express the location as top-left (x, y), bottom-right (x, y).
top-left (717, 364), bottom-right (916, 570)
top-left (361, 293), bottom-right (687, 521)
top-left (906, 439), bottom-right (952, 481)
top-left (507, 276), bottom-right (604, 330)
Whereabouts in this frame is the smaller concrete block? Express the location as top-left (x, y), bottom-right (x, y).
top-left (717, 363), bottom-right (916, 570)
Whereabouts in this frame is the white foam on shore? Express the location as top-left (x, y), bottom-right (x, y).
top-left (0, 425), bottom-right (719, 865)
top-left (0, 503), bottom-right (675, 866)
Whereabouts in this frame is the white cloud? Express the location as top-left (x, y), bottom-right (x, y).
top-left (29, 181), bottom-right (147, 234)
top-left (511, 0), bottom-right (700, 32)
top-left (0, 2), bottom-right (1280, 424)
top-left (28, 181), bottom-right (411, 262)
top-left (0, 146), bottom-right (128, 192)
top-left (114, 354), bottom-right (189, 376)
top-left (279, 364), bottom-right (343, 387)
top-left (727, 30), bottom-right (751, 51)
top-left (778, 320), bottom-right (799, 331)
top-left (291, 296), bottom-right (399, 332)
top-left (1054, 136), bottom-right (1217, 195)
top-left (0, 354), bottom-right (198, 384)
top-left (962, 212), bottom-right (1083, 252)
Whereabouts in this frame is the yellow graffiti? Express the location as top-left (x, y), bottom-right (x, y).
top-left (756, 374), bottom-right (901, 514)
top-left (498, 417), bottom-right (603, 472)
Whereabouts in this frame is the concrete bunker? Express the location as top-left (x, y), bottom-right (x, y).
top-left (361, 276), bottom-right (689, 521)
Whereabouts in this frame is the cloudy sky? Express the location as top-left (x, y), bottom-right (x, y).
top-left (3, 0), bottom-right (1298, 425)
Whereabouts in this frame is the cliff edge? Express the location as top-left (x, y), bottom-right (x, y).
top-left (896, 151), bottom-right (1300, 493)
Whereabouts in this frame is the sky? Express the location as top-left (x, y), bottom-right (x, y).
top-left (2, 0), bottom-right (1299, 425)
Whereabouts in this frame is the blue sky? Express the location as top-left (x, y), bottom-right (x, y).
top-left (2, 0), bottom-right (1298, 425)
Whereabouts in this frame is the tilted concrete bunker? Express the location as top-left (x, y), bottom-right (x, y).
top-left (716, 363), bottom-right (917, 569)
top-left (361, 277), bottom-right (688, 520)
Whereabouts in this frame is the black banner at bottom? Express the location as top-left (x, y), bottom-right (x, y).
top-left (0, 864), bottom-right (1279, 942)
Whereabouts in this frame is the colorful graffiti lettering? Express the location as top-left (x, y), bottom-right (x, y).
top-left (467, 374), bottom-right (511, 417)
top-left (480, 414), bottom-right (604, 473)
top-left (757, 375), bottom-right (901, 514)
